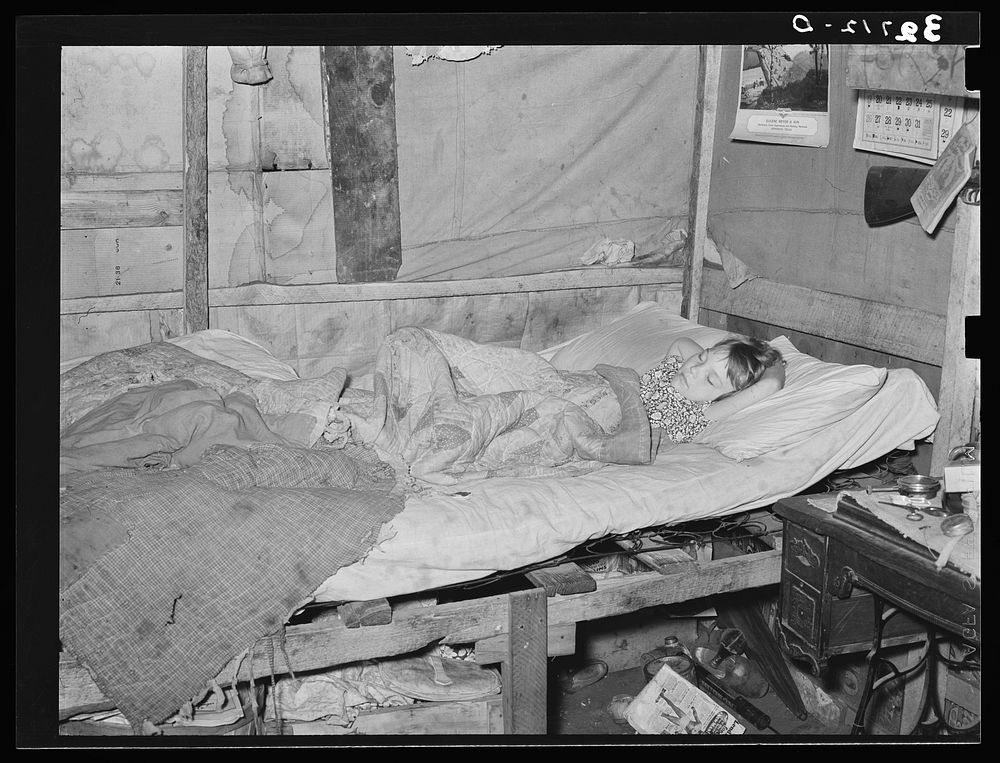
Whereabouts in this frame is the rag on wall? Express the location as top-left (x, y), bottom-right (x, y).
top-left (228, 46), bottom-right (273, 85)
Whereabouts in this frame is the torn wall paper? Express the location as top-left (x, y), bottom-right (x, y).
top-left (711, 237), bottom-right (760, 289)
top-left (405, 46), bottom-right (502, 66)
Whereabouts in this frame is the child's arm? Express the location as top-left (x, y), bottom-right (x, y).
top-left (665, 337), bottom-right (704, 362)
top-left (704, 361), bottom-right (785, 421)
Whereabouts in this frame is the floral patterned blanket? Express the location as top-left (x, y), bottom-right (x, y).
top-left (337, 327), bottom-right (653, 487)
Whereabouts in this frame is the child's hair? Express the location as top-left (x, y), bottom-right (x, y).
top-left (711, 337), bottom-right (783, 400)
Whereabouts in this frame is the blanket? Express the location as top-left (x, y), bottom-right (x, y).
top-left (337, 327), bottom-right (652, 486)
top-left (59, 341), bottom-right (346, 447)
top-left (59, 443), bottom-right (404, 732)
top-left (59, 380), bottom-right (292, 474)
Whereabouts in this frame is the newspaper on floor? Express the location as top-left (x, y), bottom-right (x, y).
top-left (625, 663), bottom-right (746, 735)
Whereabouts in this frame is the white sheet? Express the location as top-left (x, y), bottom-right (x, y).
top-left (310, 367), bottom-right (938, 603)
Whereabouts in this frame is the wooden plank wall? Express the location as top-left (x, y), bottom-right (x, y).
top-left (700, 44), bottom-right (981, 406)
top-left (707, 45), bottom-right (960, 319)
top-left (60, 46), bottom-right (186, 359)
top-left (60, 45), bottom-right (688, 376)
top-left (60, 47), bottom-right (337, 361)
top-left (208, 276), bottom-right (683, 382)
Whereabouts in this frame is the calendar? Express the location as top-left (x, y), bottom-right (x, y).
top-left (853, 89), bottom-right (965, 165)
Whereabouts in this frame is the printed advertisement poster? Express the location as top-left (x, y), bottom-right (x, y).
top-left (731, 45), bottom-right (831, 148)
top-left (626, 664), bottom-right (746, 735)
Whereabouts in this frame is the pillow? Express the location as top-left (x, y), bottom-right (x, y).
top-left (168, 329), bottom-right (299, 381)
top-left (693, 336), bottom-right (888, 461)
top-left (549, 302), bottom-right (737, 373)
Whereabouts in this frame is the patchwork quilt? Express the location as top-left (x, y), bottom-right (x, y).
top-left (337, 327), bottom-right (653, 486)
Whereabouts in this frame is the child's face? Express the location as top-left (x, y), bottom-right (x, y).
top-left (669, 347), bottom-right (736, 402)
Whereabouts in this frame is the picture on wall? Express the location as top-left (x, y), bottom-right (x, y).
top-left (730, 44), bottom-right (831, 148)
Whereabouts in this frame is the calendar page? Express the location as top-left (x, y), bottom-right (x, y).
top-left (853, 89), bottom-right (965, 165)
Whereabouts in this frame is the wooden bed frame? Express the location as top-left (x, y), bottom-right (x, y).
top-left (56, 44), bottom-right (980, 736)
top-left (59, 513), bottom-right (784, 735)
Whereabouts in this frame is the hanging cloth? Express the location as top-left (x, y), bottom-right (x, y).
top-left (228, 46), bottom-right (273, 85)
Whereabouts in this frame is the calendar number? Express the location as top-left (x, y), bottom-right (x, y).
top-left (854, 87), bottom-right (964, 163)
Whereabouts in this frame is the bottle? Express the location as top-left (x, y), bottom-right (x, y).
top-left (642, 635), bottom-right (697, 686)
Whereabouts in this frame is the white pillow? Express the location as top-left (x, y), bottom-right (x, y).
top-left (549, 302), bottom-right (737, 373)
top-left (693, 336), bottom-right (888, 461)
top-left (167, 330), bottom-right (299, 381)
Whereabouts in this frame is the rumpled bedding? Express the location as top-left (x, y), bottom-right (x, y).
top-left (56, 330), bottom-right (651, 731)
top-left (57, 340), bottom-right (407, 731)
top-left (337, 327), bottom-right (653, 486)
top-left (59, 341), bottom-right (345, 446)
top-left (59, 380), bottom-right (292, 474)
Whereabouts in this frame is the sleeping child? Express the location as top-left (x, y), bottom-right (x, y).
top-left (641, 336), bottom-right (785, 443)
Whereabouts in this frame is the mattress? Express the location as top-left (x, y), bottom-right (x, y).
top-left (310, 367), bottom-right (938, 602)
top-left (60, 324), bottom-right (940, 607)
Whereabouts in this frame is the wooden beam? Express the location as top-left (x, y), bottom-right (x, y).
top-left (475, 623), bottom-right (577, 663)
top-left (351, 697), bottom-right (503, 735)
top-left (182, 46), bottom-right (209, 334)
top-left (337, 598), bottom-right (392, 628)
top-left (323, 46), bottom-right (402, 283)
top-left (683, 44), bottom-right (722, 320)
top-left (930, 200), bottom-right (980, 475)
top-left (502, 588), bottom-right (547, 734)
top-left (61, 190), bottom-right (183, 230)
top-left (700, 266), bottom-right (946, 365)
top-left (59, 266), bottom-right (684, 315)
top-left (547, 550), bottom-right (782, 626)
top-left (273, 697), bottom-right (503, 735)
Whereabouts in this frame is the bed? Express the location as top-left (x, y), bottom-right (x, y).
top-left (57, 302), bottom-right (940, 735)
